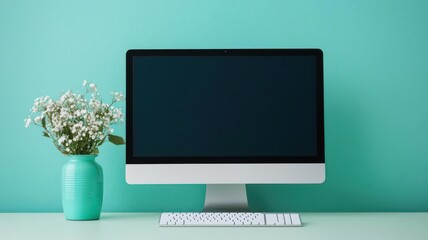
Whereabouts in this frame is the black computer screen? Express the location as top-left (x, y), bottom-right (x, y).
top-left (127, 50), bottom-right (324, 164)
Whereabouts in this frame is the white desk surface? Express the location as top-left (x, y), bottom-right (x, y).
top-left (1, 212), bottom-right (427, 240)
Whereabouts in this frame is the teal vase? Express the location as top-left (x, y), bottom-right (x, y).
top-left (62, 155), bottom-right (103, 220)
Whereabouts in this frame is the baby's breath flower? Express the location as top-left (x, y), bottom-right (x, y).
top-left (34, 116), bottom-right (42, 124)
top-left (25, 81), bottom-right (125, 155)
top-left (89, 83), bottom-right (97, 92)
top-left (111, 92), bottom-right (125, 102)
top-left (24, 118), bottom-right (31, 128)
top-left (58, 136), bottom-right (66, 145)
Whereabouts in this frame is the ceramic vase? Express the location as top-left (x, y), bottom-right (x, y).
top-left (62, 155), bottom-right (103, 220)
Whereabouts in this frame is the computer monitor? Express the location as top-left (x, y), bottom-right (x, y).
top-left (126, 49), bottom-right (325, 211)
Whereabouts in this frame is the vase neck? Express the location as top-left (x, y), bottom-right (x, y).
top-left (67, 155), bottom-right (96, 162)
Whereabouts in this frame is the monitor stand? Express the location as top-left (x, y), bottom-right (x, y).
top-left (203, 184), bottom-right (249, 212)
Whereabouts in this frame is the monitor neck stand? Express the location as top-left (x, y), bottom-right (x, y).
top-left (203, 184), bottom-right (249, 212)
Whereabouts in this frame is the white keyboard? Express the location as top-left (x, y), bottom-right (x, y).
top-left (159, 212), bottom-right (302, 227)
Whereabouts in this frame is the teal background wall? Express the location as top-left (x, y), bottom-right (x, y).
top-left (1, 0), bottom-right (428, 212)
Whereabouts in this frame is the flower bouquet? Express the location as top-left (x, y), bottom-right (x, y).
top-left (25, 80), bottom-right (125, 154)
top-left (25, 80), bottom-right (125, 220)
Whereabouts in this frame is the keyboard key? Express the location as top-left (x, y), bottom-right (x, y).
top-left (284, 214), bottom-right (292, 225)
top-left (265, 213), bottom-right (279, 225)
top-left (277, 214), bottom-right (285, 225)
top-left (290, 213), bottom-right (302, 226)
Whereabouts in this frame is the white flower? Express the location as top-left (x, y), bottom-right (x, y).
top-left (82, 80), bottom-right (87, 87)
top-left (58, 136), bottom-right (66, 145)
top-left (34, 116), bottom-right (43, 124)
top-left (89, 83), bottom-right (97, 91)
top-left (24, 118), bottom-right (31, 128)
top-left (111, 92), bottom-right (125, 102)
